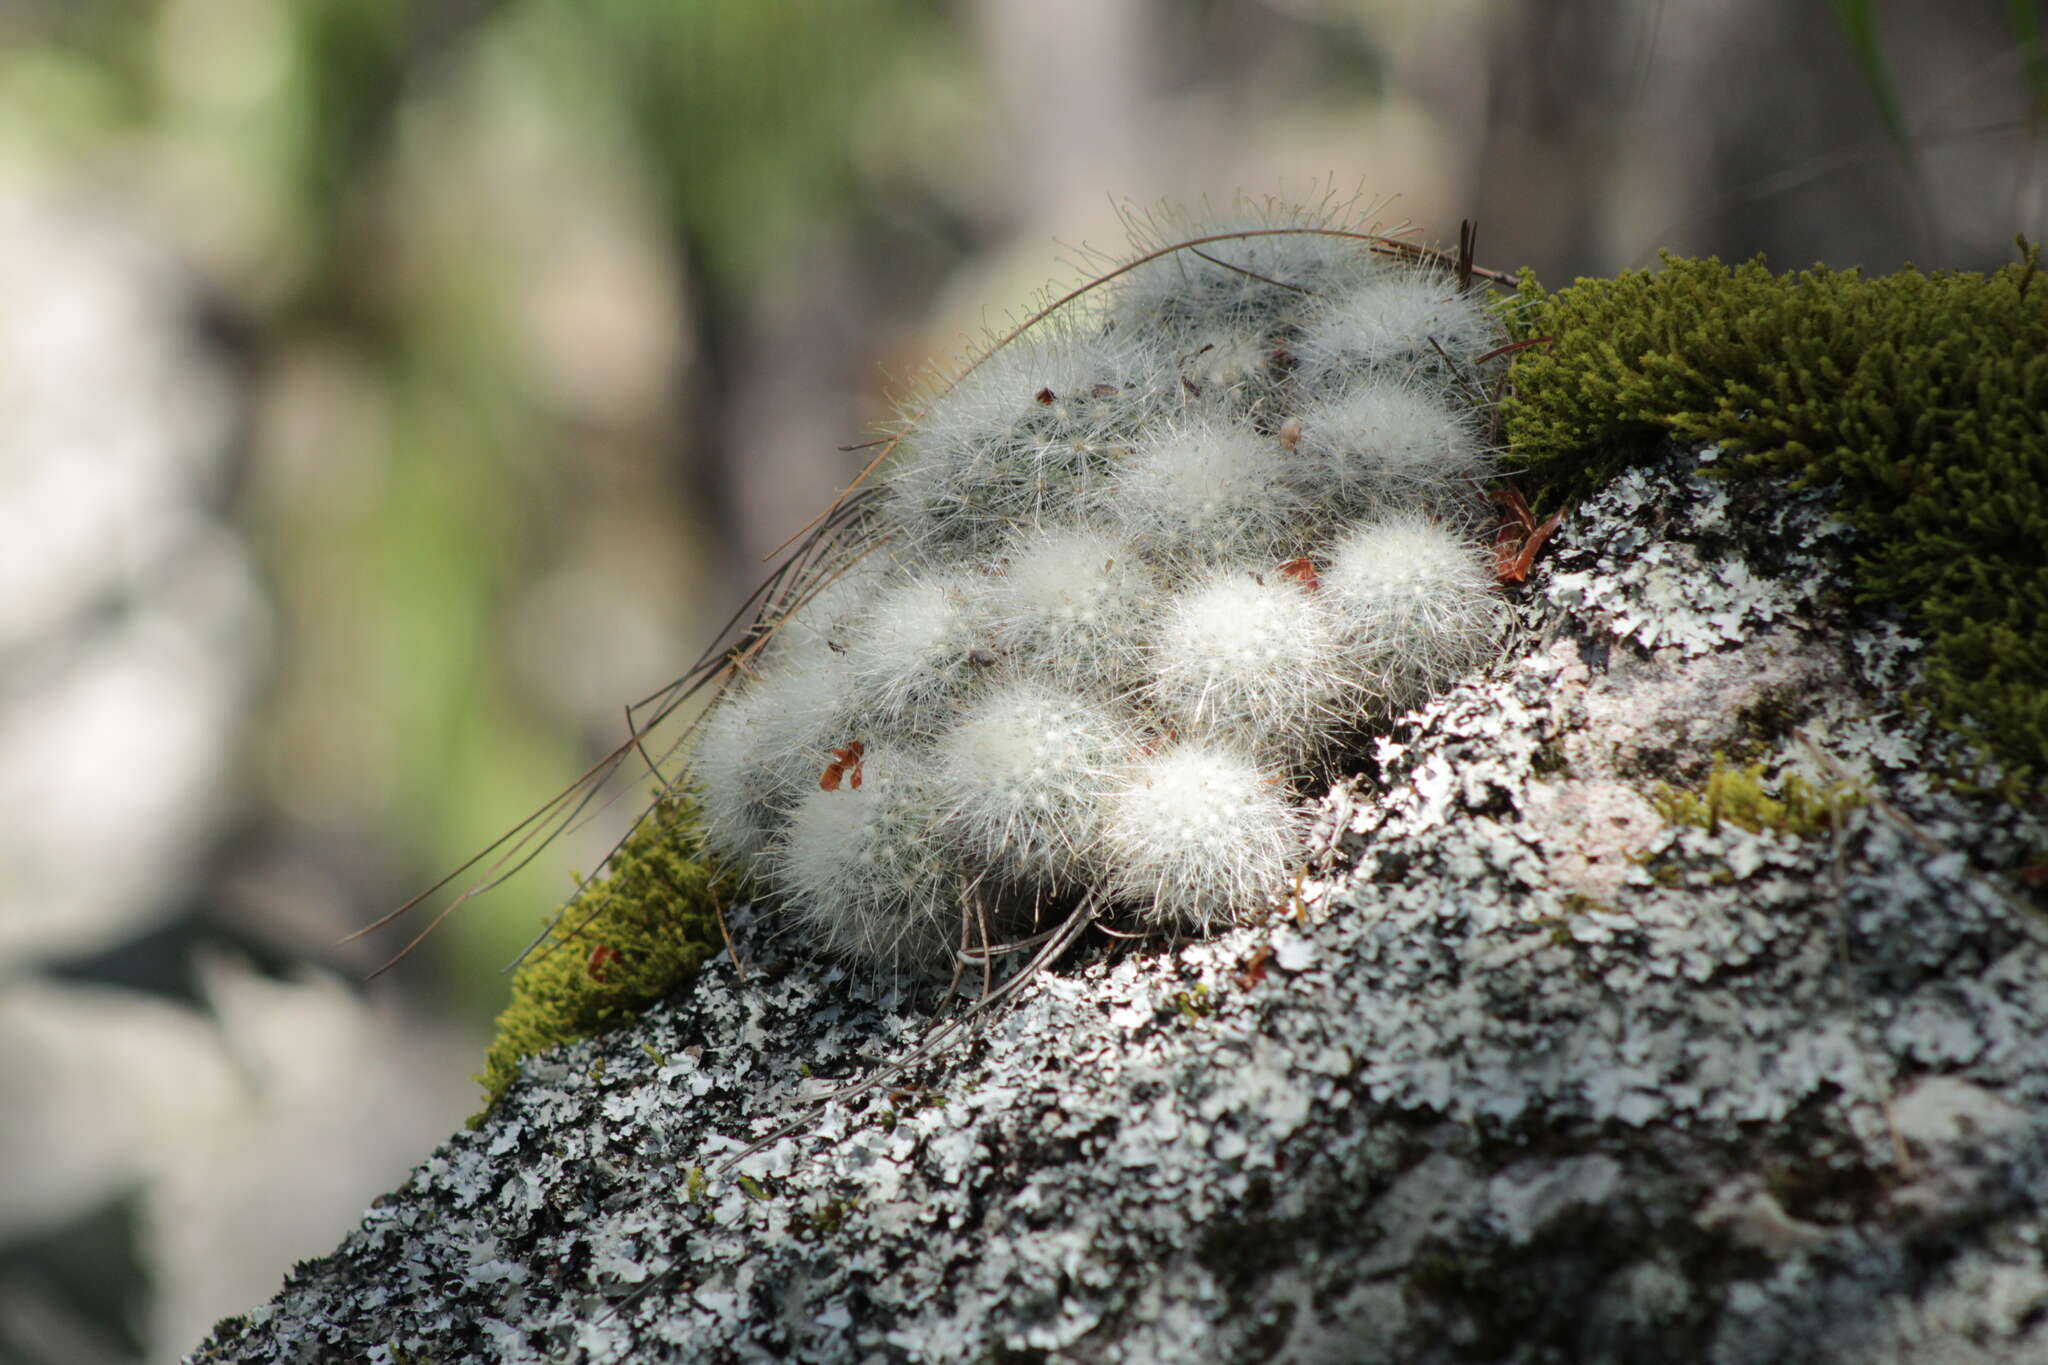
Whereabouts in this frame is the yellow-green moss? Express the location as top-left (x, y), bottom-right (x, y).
top-left (1652, 756), bottom-right (1866, 838)
top-left (1168, 984), bottom-right (1214, 1022)
top-left (1501, 246), bottom-right (2048, 793)
top-left (801, 1195), bottom-right (863, 1236)
top-left (473, 791), bottom-right (736, 1117)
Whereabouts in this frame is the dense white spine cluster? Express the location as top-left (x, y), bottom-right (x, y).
top-left (841, 570), bottom-right (990, 732)
top-left (1111, 417), bottom-right (1305, 566)
top-left (1149, 569), bottom-right (1353, 762)
top-left (1290, 379), bottom-right (1490, 520)
top-left (935, 680), bottom-right (1130, 891)
top-left (1323, 511), bottom-right (1505, 717)
top-left (1103, 743), bottom-right (1300, 930)
top-left (774, 744), bottom-right (955, 971)
top-left (691, 202), bottom-right (1512, 971)
top-left (1292, 259), bottom-right (1510, 392)
top-left (982, 525), bottom-right (1158, 697)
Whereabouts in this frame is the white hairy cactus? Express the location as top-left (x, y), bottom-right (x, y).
top-left (694, 649), bottom-right (859, 865)
top-left (1108, 416), bottom-right (1307, 567)
top-left (1323, 511), bottom-right (1508, 716)
top-left (1289, 379), bottom-right (1490, 521)
top-left (886, 326), bottom-right (1163, 560)
top-left (934, 679), bottom-right (1131, 893)
top-left (1101, 741), bottom-right (1301, 930)
top-left (840, 569), bottom-right (994, 733)
top-left (983, 525), bottom-right (1158, 698)
top-left (773, 744), bottom-right (958, 972)
top-left (1148, 567), bottom-right (1353, 766)
top-left (755, 548), bottom-right (898, 668)
top-left (1293, 258), bottom-right (1508, 394)
top-left (1108, 207), bottom-right (1366, 344)
top-left (691, 199), bottom-right (1514, 972)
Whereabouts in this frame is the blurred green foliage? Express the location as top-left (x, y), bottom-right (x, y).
top-left (1829, 0), bottom-right (2048, 169)
top-left (1828, 0), bottom-right (1915, 166)
top-left (0, 0), bottom-right (957, 1019)
top-left (535, 0), bottom-right (937, 293)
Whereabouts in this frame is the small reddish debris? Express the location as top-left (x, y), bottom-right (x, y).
top-left (1491, 483), bottom-right (1563, 584)
top-left (821, 740), bottom-right (866, 791)
top-left (1234, 943), bottom-right (1273, 989)
top-left (1034, 386), bottom-right (1056, 406)
top-left (586, 944), bottom-right (620, 983)
top-left (1278, 556), bottom-right (1320, 590)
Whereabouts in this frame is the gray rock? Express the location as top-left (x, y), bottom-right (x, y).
top-left (191, 442), bottom-right (2048, 1364)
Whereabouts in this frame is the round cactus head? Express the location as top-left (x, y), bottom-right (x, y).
top-left (1101, 741), bottom-right (1302, 931)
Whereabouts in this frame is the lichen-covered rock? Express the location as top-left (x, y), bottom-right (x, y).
top-left (190, 442), bottom-right (2048, 1365)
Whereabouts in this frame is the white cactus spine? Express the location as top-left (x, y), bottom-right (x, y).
top-left (982, 524), bottom-right (1160, 701)
top-left (1106, 415), bottom-right (1307, 568)
top-left (933, 679), bottom-right (1132, 894)
top-left (773, 744), bottom-right (958, 974)
top-left (1322, 511), bottom-right (1508, 717)
top-left (1147, 566), bottom-right (1355, 768)
top-left (1101, 741), bottom-right (1301, 931)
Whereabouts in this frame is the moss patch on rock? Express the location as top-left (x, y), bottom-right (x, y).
top-left (1500, 247), bottom-right (2048, 792)
top-left (474, 791), bottom-right (736, 1117)
top-left (1652, 756), bottom-right (1866, 838)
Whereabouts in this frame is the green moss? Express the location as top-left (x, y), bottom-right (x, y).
top-left (1501, 246), bottom-right (2048, 792)
top-left (1643, 858), bottom-right (1684, 888)
top-left (1652, 756), bottom-right (1866, 838)
top-left (473, 791), bottom-right (736, 1117)
top-left (801, 1195), bottom-right (863, 1236)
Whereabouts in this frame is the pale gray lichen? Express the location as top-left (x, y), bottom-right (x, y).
top-left (194, 441), bottom-right (2048, 1365)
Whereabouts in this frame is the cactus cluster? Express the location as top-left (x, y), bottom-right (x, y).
top-left (693, 206), bottom-right (1511, 972)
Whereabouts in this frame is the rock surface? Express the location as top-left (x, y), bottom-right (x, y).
top-left (192, 444), bottom-right (2048, 1364)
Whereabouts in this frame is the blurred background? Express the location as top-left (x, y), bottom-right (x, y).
top-left (0, 0), bottom-right (2040, 1359)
